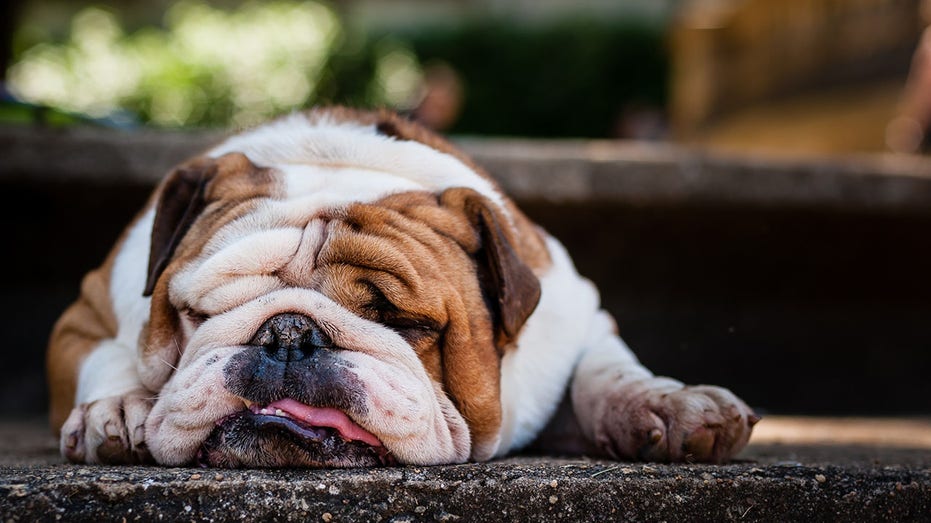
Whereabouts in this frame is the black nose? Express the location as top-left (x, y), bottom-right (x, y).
top-left (250, 313), bottom-right (333, 362)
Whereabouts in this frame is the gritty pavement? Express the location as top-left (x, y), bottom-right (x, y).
top-left (1, 417), bottom-right (929, 522)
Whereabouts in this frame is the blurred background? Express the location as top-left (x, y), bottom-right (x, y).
top-left (1, 0), bottom-right (930, 425)
top-left (4, 0), bottom-right (929, 154)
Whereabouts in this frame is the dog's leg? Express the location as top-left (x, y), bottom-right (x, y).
top-left (50, 288), bottom-right (155, 465)
top-left (57, 339), bottom-right (154, 464)
top-left (48, 211), bottom-right (157, 464)
top-left (568, 311), bottom-right (758, 463)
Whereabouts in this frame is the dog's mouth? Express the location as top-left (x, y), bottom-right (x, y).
top-left (196, 398), bottom-right (395, 468)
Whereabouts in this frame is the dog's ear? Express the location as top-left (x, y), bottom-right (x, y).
top-left (437, 188), bottom-right (542, 460)
top-left (143, 158), bottom-right (217, 297)
top-left (441, 188), bottom-right (542, 345)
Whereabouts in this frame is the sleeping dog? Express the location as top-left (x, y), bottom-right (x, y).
top-left (48, 107), bottom-right (758, 467)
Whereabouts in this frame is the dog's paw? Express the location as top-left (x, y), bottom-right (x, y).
top-left (60, 389), bottom-right (155, 464)
top-left (592, 378), bottom-right (759, 463)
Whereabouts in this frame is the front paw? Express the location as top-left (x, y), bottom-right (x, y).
top-left (592, 378), bottom-right (759, 463)
top-left (60, 389), bottom-right (155, 464)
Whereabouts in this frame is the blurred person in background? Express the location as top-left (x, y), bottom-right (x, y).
top-left (887, 0), bottom-right (931, 154)
top-left (410, 61), bottom-right (463, 133)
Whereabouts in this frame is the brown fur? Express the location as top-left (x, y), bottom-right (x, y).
top-left (311, 107), bottom-right (552, 273)
top-left (306, 190), bottom-right (520, 454)
top-left (46, 228), bottom-right (122, 433)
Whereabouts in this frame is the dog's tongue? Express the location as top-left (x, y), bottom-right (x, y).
top-left (266, 398), bottom-right (382, 447)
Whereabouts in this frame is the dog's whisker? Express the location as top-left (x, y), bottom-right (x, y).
top-left (157, 356), bottom-right (178, 371)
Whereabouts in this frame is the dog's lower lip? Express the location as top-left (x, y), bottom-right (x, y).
top-left (252, 413), bottom-right (329, 442)
top-left (198, 409), bottom-right (397, 468)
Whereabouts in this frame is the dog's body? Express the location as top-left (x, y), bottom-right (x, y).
top-left (48, 108), bottom-right (757, 467)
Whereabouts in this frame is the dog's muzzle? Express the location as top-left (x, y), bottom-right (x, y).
top-left (196, 312), bottom-right (394, 468)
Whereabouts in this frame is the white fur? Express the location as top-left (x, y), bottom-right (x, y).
top-left (572, 312), bottom-right (654, 392)
top-left (74, 340), bottom-right (142, 405)
top-left (280, 164), bottom-right (424, 211)
top-left (169, 226), bottom-right (300, 314)
top-left (208, 112), bottom-right (509, 218)
top-left (75, 209), bottom-right (154, 404)
top-left (495, 235), bottom-right (601, 455)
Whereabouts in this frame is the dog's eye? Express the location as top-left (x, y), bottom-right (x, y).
top-left (384, 316), bottom-right (440, 333)
top-left (182, 309), bottom-right (209, 326)
top-left (359, 280), bottom-right (441, 338)
top-left (383, 316), bottom-right (443, 345)
top-left (360, 280), bottom-right (399, 316)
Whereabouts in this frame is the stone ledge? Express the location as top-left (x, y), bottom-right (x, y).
top-left (2, 418), bottom-right (929, 521)
top-left (3, 125), bottom-right (931, 211)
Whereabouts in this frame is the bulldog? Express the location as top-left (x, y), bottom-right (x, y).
top-left (47, 107), bottom-right (758, 467)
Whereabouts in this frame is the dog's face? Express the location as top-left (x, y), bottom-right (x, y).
top-left (135, 127), bottom-right (542, 467)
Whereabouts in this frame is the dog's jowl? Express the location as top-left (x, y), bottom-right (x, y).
top-left (47, 107), bottom-right (758, 467)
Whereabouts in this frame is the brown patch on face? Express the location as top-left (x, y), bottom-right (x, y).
top-left (308, 106), bottom-right (552, 274)
top-left (286, 189), bottom-right (538, 457)
top-left (305, 193), bottom-right (466, 380)
top-left (141, 153), bottom-right (277, 391)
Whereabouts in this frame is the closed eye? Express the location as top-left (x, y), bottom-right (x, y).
top-left (360, 279), bottom-right (399, 316)
top-left (182, 308), bottom-right (209, 326)
top-left (359, 280), bottom-right (442, 337)
top-left (383, 316), bottom-right (442, 334)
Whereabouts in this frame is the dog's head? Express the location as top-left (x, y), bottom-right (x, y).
top-left (136, 112), bottom-right (544, 467)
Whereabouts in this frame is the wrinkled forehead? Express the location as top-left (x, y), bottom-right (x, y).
top-left (169, 169), bottom-right (480, 316)
top-left (187, 162), bottom-right (441, 269)
top-left (188, 114), bottom-right (508, 262)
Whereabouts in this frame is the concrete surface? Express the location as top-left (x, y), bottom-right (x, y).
top-left (4, 124), bottom-right (931, 211)
top-left (1, 417), bottom-right (929, 522)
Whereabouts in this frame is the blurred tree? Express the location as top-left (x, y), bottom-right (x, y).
top-left (392, 17), bottom-right (668, 138)
top-left (6, 2), bottom-right (668, 137)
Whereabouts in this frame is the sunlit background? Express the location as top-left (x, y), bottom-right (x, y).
top-left (1, 0), bottom-right (930, 151)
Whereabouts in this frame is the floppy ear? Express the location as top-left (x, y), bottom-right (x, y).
top-left (436, 188), bottom-right (541, 460)
top-left (442, 188), bottom-right (542, 345)
top-left (143, 158), bottom-right (217, 297)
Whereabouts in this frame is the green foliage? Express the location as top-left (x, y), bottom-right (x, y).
top-left (7, 3), bottom-right (668, 137)
top-left (401, 18), bottom-right (668, 137)
top-left (8, 1), bottom-right (345, 128)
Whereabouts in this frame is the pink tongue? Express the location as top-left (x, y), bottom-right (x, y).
top-left (266, 398), bottom-right (382, 447)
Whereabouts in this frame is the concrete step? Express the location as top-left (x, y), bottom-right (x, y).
top-left (1, 417), bottom-right (929, 521)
